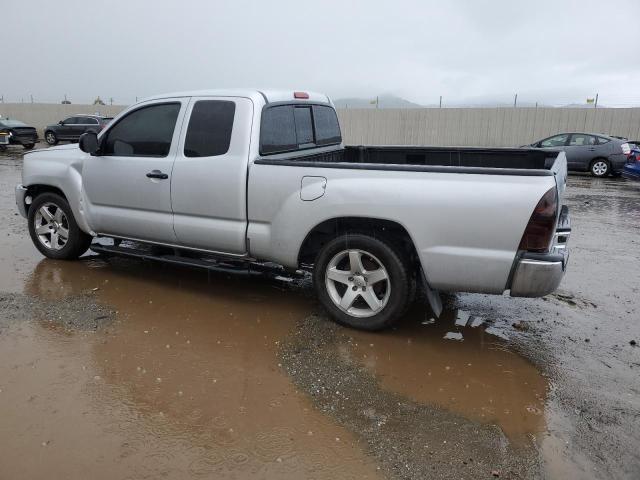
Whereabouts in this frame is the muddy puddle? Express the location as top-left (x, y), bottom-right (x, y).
top-left (339, 309), bottom-right (548, 442)
top-left (0, 258), bottom-right (382, 479)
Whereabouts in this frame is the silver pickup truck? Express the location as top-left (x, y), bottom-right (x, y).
top-left (16, 89), bottom-right (571, 330)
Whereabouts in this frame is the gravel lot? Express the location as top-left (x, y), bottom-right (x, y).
top-left (0, 145), bottom-right (638, 479)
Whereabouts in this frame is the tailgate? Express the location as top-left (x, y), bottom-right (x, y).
top-left (550, 151), bottom-right (568, 205)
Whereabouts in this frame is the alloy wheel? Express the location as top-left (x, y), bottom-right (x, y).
top-left (33, 202), bottom-right (69, 250)
top-left (325, 249), bottom-right (391, 318)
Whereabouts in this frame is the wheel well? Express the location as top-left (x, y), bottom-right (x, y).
top-left (298, 217), bottom-right (420, 270)
top-left (25, 185), bottom-right (67, 212)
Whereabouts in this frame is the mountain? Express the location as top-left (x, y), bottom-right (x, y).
top-left (333, 94), bottom-right (423, 109)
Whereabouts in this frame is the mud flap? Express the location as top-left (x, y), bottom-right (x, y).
top-left (421, 269), bottom-right (443, 317)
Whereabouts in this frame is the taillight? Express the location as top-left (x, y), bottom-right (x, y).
top-left (621, 143), bottom-right (631, 155)
top-left (519, 187), bottom-right (558, 253)
top-left (294, 91), bottom-right (309, 99)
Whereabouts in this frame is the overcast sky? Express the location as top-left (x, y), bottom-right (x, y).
top-left (3, 0), bottom-right (640, 106)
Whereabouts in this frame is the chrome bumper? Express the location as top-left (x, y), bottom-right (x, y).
top-left (15, 184), bottom-right (28, 218)
top-left (510, 206), bottom-right (570, 297)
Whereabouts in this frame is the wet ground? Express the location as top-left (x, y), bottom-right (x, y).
top-left (0, 144), bottom-right (639, 479)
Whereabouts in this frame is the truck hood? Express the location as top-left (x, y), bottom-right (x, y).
top-left (25, 143), bottom-right (79, 156)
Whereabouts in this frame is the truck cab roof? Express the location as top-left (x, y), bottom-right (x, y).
top-left (137, 89), bottom-right (332, 106)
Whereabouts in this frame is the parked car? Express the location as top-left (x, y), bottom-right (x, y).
top-left (44, 115), bottom-right (112, 145)
top-left (15, 89), bottom-right (571, 331)
top-left (622, 141), bottom-right (640, 181)
top-left (0, 117), bottom-right (38, 151)
top-left (523, 132), bottom-right (629, 177)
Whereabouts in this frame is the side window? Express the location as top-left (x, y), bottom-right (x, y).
top-left (63, 117), bottom-right (78, 125)
top-left (260, 106), bottom-right (297, 154)
top-left (102, 103), bottom-right (180, 157)
top-left (569, 134), bottom-right (596, 146)
top-left (294, 107), bottom-right (314, 145)
top-left (596, 136), bottom-right (611, 145)
top-left (540, 134), bottom-right (568, 147)
top-left (184, 100), bottom-right (236, 157)
top-left (313, 106), bottom-right (341, 145)
top-left (84, 117), bottom-right (99, 125)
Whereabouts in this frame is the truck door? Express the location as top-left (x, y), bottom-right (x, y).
top-left (58, 117), bottom-right (78, 139)
top-left (565, 134), bottom-right (597, 171)
top-left (171, 96), bottom-right (253, 254)
top-left (81, 99), bottom-right (187, 244)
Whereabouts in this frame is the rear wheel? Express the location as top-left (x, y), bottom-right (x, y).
top-left (28, 193), bottom-right (92, 260)
top-left (313, 233), bottom-right (412, 331)
top-left (45, 131), bottom-right (58, 145)
top-left (590, 159), bottom-right (610, 177)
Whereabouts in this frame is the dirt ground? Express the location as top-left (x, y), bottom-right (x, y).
top-left (0, 145), bottom-right (638, 479)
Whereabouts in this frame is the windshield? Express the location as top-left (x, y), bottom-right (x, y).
top-left (0, 119), bottom-right (28, 127)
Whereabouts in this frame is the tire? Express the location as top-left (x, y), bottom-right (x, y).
top-left (23, 143), bottom-right (35, 150)
top-left (313, 233), bottom-right (412, 331)
top-left (28, 193), bottom-right (92, 260)
top-left (590, 158), bottom-right (610, 177)
top-left (45, 131), bottom-right (58, 145)
top-left (0, 145), bottom-right (7, 152)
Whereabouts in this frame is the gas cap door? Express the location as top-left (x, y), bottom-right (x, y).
top-left (300, 176), bottom-right (327, 201)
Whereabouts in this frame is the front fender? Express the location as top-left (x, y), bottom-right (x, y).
top-left (21, 147), bottom-right (94, 235)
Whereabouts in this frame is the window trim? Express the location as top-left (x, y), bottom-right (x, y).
top-left (540, 133), bottom-right (570, 148)
top-left (568, 133), bottom-right (596, 147)
top-left (259, 101), bottom-right (342, 156)
top-left (99, 101), bottom-right (181, 158)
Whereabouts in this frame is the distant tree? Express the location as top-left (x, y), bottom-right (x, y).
top-left (93, 96), bottom-right (105, 106)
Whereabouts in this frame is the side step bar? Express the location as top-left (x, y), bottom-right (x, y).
top-left (89, 239), bottom-right (306, 283)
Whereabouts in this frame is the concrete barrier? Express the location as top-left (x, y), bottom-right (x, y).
top-left (336, 107), bottom-right (640, 147)
top-left (2, 103), bottom-right (639, 146)
top-left (0, 103), bottom-right (126, 136)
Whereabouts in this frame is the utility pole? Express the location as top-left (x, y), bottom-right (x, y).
top-left (513, 93), bottom-right (518, 108)
top-left (30, 94), bottom-right (34, 103)
top-left (535, 101), bottom-right (538, 109)
top-left (376, 96), bottom-right (379, 109)
top-left (110, 97), bottom-right (113, 106)
top-left (594, 93), bottom-right (598, 109)
top-left (439, 96), bottom-right (442, 108)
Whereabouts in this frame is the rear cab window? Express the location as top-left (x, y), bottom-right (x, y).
top-left (260, 103), bottom-right (342, 155)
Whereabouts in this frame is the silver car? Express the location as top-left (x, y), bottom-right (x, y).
top-left (525, 132), bottom-right (629, 177)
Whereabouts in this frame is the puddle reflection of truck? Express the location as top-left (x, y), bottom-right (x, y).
top-left (15, 90), bottom-right (571, 330)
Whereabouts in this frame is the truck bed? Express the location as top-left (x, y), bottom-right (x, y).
top-left (255, 145), bottom-right (560, 176)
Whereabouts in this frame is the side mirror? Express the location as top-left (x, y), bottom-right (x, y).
top-left (58, 120), bottom-right (64, 125)
top-left (79, 132), bottom-right (99, 155)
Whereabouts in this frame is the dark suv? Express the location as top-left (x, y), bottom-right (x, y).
top-left (44, 115), bottom-right (112, 145)
top-left (0, 118), bottom-right (38, 150)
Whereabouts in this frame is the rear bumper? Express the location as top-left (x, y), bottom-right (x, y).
top-left (609, 153), bottom-right (628, 173)
top-left (510, 205), bottom-right (571, 297)
top-left (622, 163), bottom-right (640, 180)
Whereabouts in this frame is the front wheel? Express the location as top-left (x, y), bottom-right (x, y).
top-left (590, 159), bottom-right (610, 177)
top-left (23, 143), bottom-right (35, 150)
top-left (45, 131), bottom-right (58, 145)
top-left (313, 233), bottom-right (412, 331)
top-left (28, 193), bottom-right (93, 260)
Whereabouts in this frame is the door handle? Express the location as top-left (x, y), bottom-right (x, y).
top-left (146, 170), bottom-right (168, 180)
